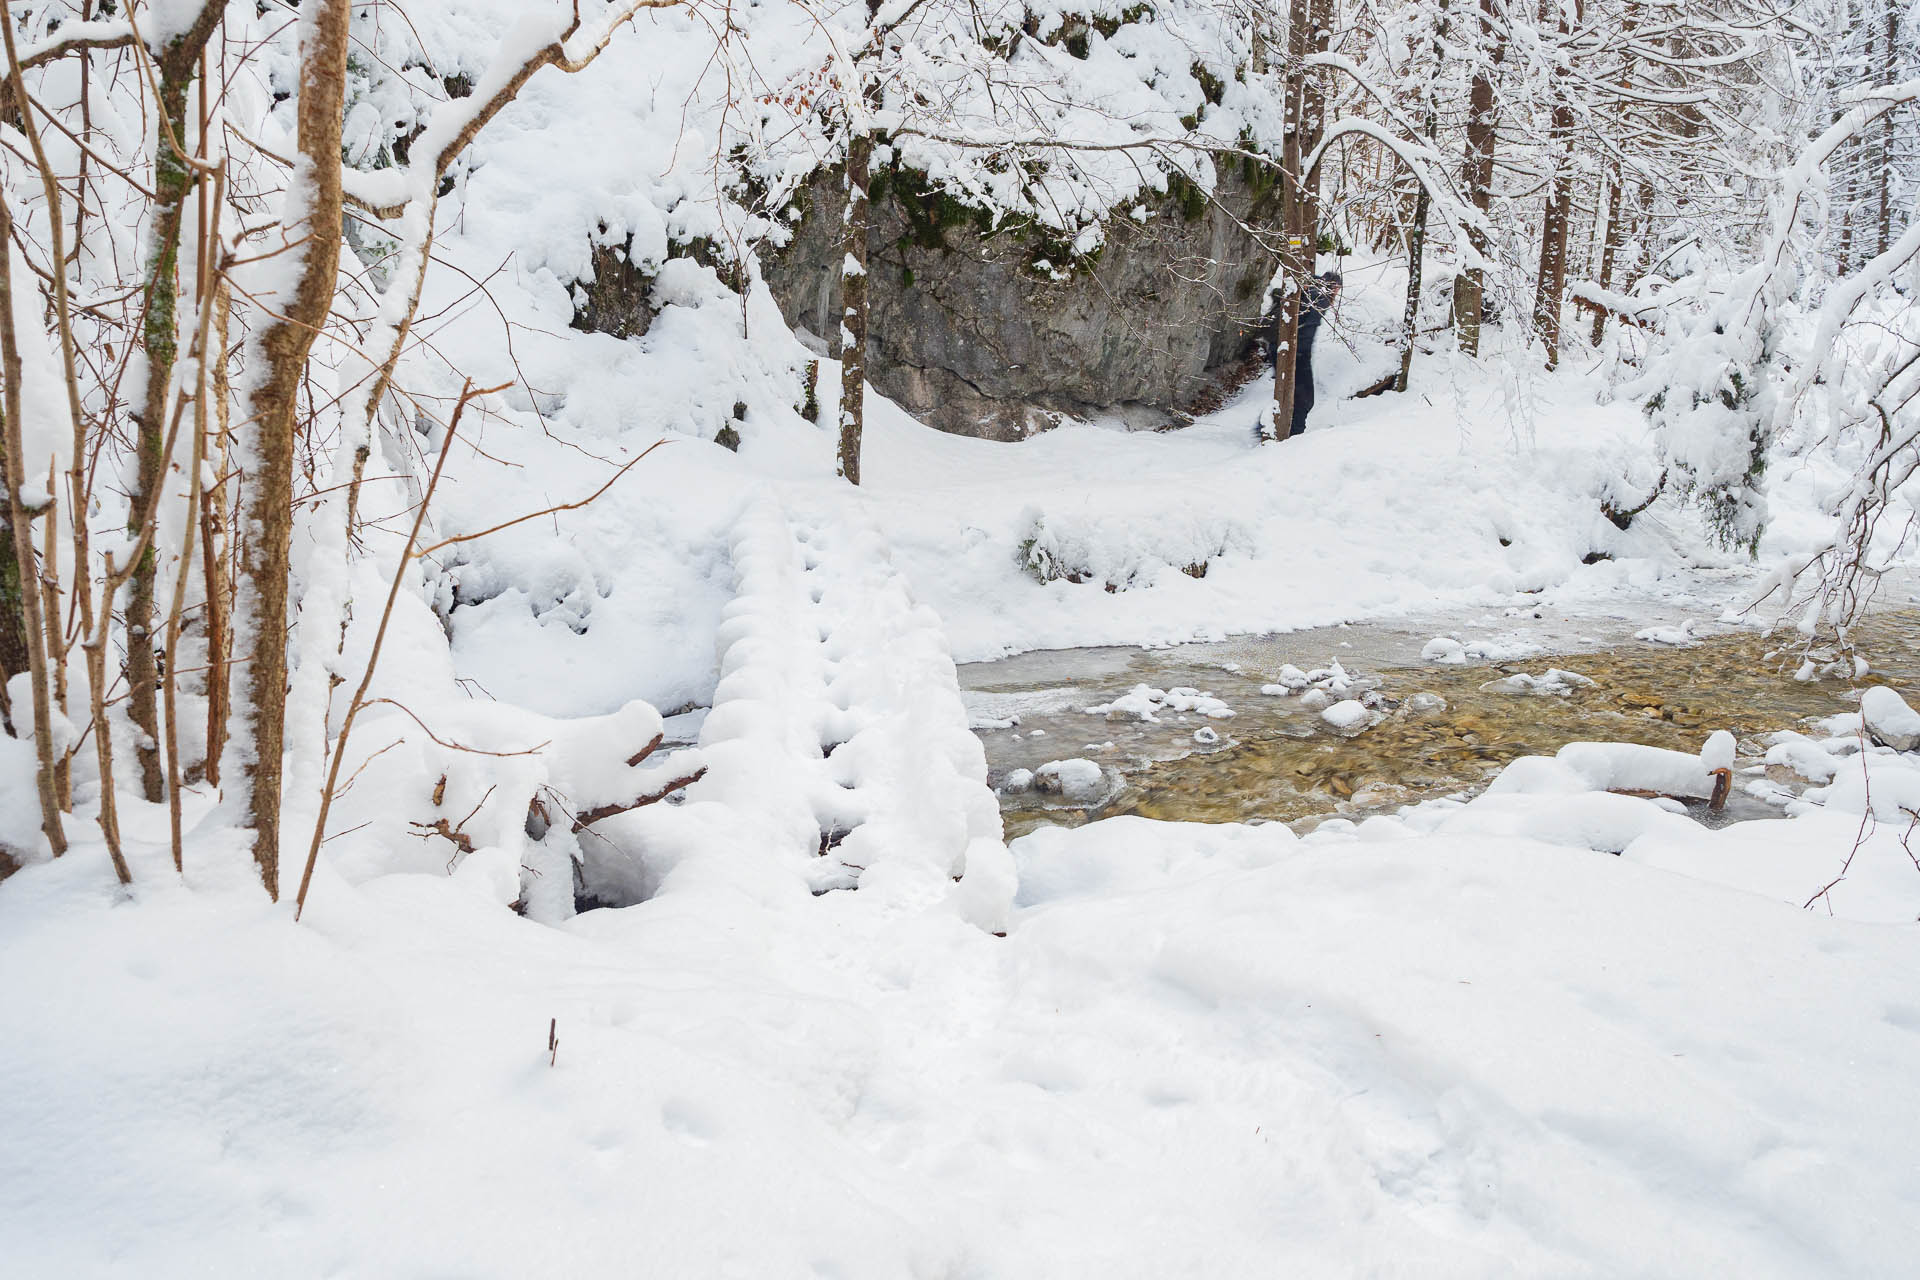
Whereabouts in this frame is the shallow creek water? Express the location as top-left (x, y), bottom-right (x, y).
top-left (961, 608), bottom-right (1920, 838)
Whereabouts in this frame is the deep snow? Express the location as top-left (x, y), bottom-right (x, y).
top-left (6, 770), bottom-right (1920, 1278)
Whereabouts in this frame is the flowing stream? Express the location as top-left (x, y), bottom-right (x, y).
top-left (962, 606), bottom-right (1920, 838)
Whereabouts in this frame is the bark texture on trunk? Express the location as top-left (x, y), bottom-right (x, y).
top-left (126, 4), bottom-right (224, 803)
top-left (230, 0), bottom-right (351, 899)
top-left (0, 194), bottom-right (68, 857)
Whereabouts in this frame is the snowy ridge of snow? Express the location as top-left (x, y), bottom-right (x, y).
top-left (661, 496), bottom-right (1012, 926)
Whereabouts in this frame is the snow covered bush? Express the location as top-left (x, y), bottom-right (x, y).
top-left (1017, 506), bottom-right (1253, 591)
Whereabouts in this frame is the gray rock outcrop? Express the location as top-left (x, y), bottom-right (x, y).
top-left (759, 165), bottom-right (1281, 439)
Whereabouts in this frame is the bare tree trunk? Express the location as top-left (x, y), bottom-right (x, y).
top-left (126, 5), bottom-right (225, 804)
top-left (1297, 0), bottom-right (1335, 242)
top-left (1533, 0), bottom-right (1577, 370)
top-left (198, 285), bottom-right (232, 787)
top-left (1268, 0), bottom-right (1318, 440)
top-left (1398, 148), bottom-right (1433, 392)
top-left (0, 194), bottom-right (68, 858)
top-left (1878, 7), bottom-right (1898, 257)
top-left (1589, 160), bottom-right (1626, 347)
top-left (228, 0), bottom-right (351, 900)
top-left (1454, 0), bottom-right (1503, 356)
top-left (1398, 1), bottom-right (1448, 392)
top-left (836, 125), bottom-right (872, 485)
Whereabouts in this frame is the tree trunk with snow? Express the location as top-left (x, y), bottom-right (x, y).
top-left (126, 5), bottom-right (224, 804)
top-left (1533, 0), bottom-right (1576, 371)
top-left (0, 195), bottom-right (66, 857)
top-left (837, 127), bottom-right (872, 484)
top-left (1454, 0), bottom-right (1502, 356)
top-left (1589, 161), bottom-right (1626, 347)
top-left (1268, 0), bottom-right (1318, 440)
top-left (228, 0), bottom-right (351, 899)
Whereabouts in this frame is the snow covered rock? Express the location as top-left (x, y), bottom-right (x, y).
top-left (1035, 758), bottom-right (1106, 802)
top-left (1861, 686), bottom-right (1920, 752)
top-left (1764, 732), bottom-right (1842, 783)
top-left (1001, 768), bottom-right (1035, 794)
top-left (1085, 684), bottom-right (1233, 722)
top-left (1298, 688), bottom-right (1332, 711)
top-left (1321, 700), bottom-right (1371, 731)
top-left (1634, 623), bottom-right (1698, 646)
top-left (1421, 637), bottom-right (1468, 664)
top-left (1193, 726), bottom-right (1221, 745)
top-left (1479, 668), bottom-right (1596, 696)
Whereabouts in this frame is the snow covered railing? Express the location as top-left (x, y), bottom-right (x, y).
top-left (677, 496), bottom-right (1012, 927)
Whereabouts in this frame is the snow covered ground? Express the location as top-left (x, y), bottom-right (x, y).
top-left (10, 11), bottom-right (1920, 1271)
top-left (13, 231), bottom-right (1920, 1278)
top-left (7, 757), bottom-right (1920, 1278)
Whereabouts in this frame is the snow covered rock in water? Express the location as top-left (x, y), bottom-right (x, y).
top-left (1635, 623), bottom-right (1698, 646)
top-left (1163, 688), bottom-right (1234, 718)
top-left (1035, 758), bottom-right (1106, 802)
top-left (1321, 700), bottom-right (1371, 731)
top-left (1404, 691), bottom-right (1448, 715)
top-left (1085, 684), bottom-right (1164, 722)
top-left (1001, 768), bottom-right (1035, 794)
top-left (1085, 684), bottom-right (1232, 722)
top-left (1861, 686), bottom-right (1920, 752)
top-left (1271, 664), bottom-right (1311, 691)
top-left (1260, 684), bottom-right (1290, 697)
top-left (1764, 732), bottom-right (1842, 783)
top-left (1480, 668), bottom-right (1596, 696)
top-left (1298, 688), bottom-right (1332, 711)
top-left (1193, 726), bottom-right (1221, 745)
top-left (1421, 637), bottom-right (1468, 664)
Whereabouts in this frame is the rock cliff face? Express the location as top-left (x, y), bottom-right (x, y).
top-left (759, 166), bottom-right (1281, 439)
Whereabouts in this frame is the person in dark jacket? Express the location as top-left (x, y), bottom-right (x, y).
top-left (1288, 271), bottom-right (1342, 438)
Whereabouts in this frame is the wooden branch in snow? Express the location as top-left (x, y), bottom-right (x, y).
top-left (571, 766), bottom-right (709, 832)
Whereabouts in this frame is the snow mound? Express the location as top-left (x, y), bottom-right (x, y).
top-left (1018, 505), bottom-right (1252, 591)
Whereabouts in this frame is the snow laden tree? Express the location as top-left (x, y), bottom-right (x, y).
top-left (0, 0), bottom-right (682, 894)
top-left (1633, 83), bottom-right (1920, 582)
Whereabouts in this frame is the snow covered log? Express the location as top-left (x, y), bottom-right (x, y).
top-left (1555, 731), bottom-right (1738, 811)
